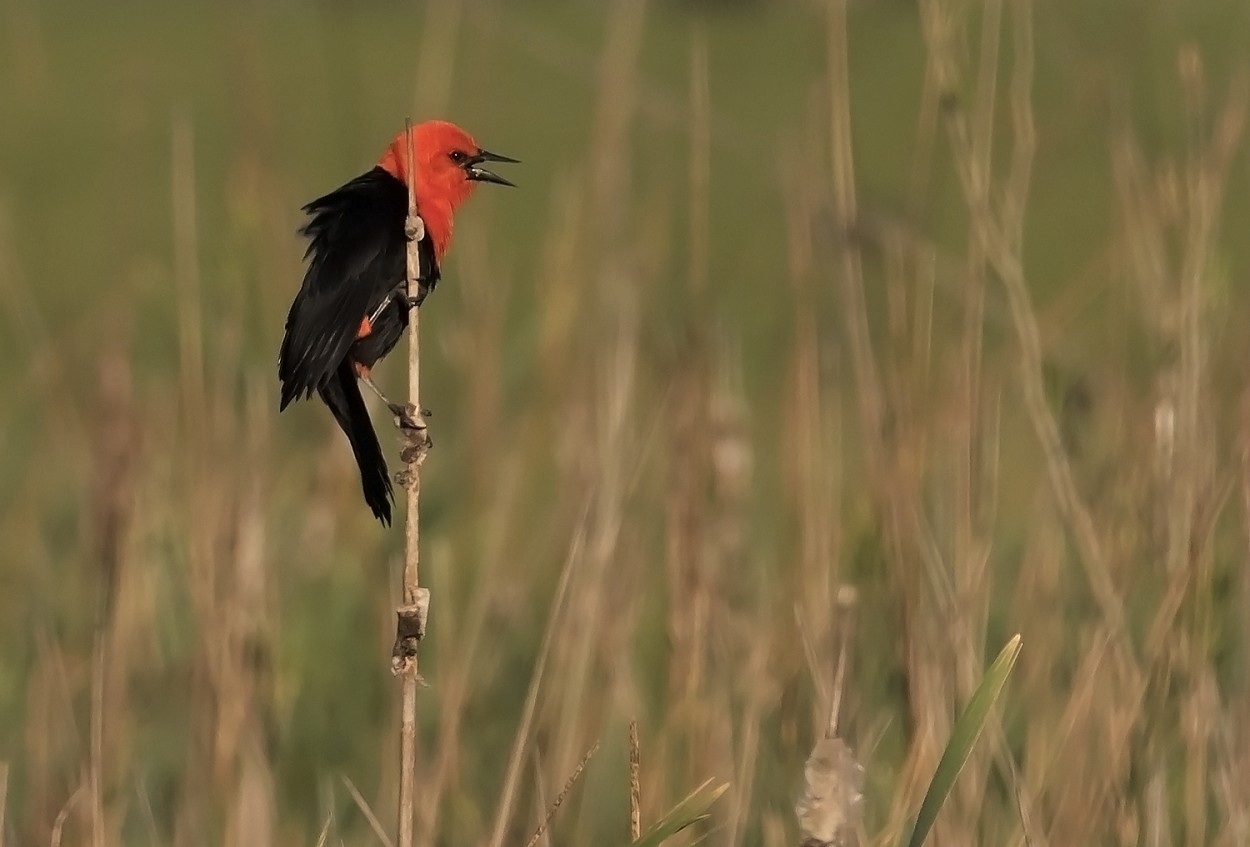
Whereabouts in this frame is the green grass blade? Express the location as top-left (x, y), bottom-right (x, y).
top-left (627, 779), bottom-right (729, 847)
top-left (904, 634), bottom-right (1023, 847)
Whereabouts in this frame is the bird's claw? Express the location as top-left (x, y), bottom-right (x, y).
top-left (388, 402), bottom-right (423, 432)
top-left (389, 403), bottom-right (433, 461)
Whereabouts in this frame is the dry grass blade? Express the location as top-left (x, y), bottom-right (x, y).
top-left (797, 586), bottom-right (864, 847)
top-left (313, 812), bottom-right (333, 847)
top-left (926, 0), bottom-right (1130, 650)
top-left (524, 741), bottom-right (600, 847)
top-left (485, 521), bottom-right (583, 847)
top-left (49, 786), bottom-right (83, 847)
top-left (341, 775), bottom-right (395, 847)
top-left (0, 761), bottom-right (7, 847)
top-left (629, 720), bottom-right (642, 840)
top-left (88, 639), bottom-right (105, 847)
top-left (529, 753), bottom-right (551, 847)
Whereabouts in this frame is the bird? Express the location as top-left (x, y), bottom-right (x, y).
top-left (278, 120), bottom-right (517, 525)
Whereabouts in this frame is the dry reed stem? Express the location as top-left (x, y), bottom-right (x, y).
top-left (540, 5), bottom-right (650, 828)
top-left (826, 6), bottom-right (964, 787)
top-left (529, 754), bottom-right (551, 847)
top-left (827, 4), bottom-right (954, 834)
top-left (827, 587), bottom-right (856, 739)
top-left (394, 117), bottom-right (429, 847)
top-left (824, 0), bottom-right (885, 490)
top-left (313, 813), bottom-right (333, 847)
top-left (947, 0), bottom-right (1001, 830)
top-left (796, 586), bottom-right (863, 847)
top-left (168, 111), bottom-right (224, 847)
top-left (89, 637), bottom-right (105, 847)
top-left (49, 787), bottom-right (82, 847)
top-left (417, 460), bottom-right (524, 841)
top-left (630, 720), bottom-right (642, 841)
top-left (485, 515), bottom-right (584, 847)
top-left (0, 761), bottom-right (7, 847)
top-left (1003, 750), bottom-right (1041, 847)
top-left (524, 741), bottom-right (600, 847)
top-left (926, 0), bottom-right (1131, 648)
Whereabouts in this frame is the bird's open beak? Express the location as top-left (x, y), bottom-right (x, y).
top-left (465, 148), bottom-right (519, 187)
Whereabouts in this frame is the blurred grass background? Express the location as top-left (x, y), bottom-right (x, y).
top-left (2, 0), bottom-right (1250, 844)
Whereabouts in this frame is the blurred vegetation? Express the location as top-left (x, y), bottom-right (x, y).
top-left (2, 0), bottom-right (1250, 844)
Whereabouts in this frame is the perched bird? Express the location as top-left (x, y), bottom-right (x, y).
top-left (278, 121), bottom-right (517, 525)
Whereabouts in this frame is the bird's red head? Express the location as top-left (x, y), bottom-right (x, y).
top-left (377, 120), bottom-right (517, 261)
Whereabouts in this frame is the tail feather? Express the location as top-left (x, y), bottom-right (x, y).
top-left (317, 362), bottom-right (394, 524)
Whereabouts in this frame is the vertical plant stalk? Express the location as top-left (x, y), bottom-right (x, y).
top-left (795, 587), bottom-right (863, 847)
top-left (0, 761), bottom-right (7, 847)
top-left (523, 742), bottom-right (600, 847)
top-left (392, 117), bottom-right (431, 847)
top-left (629, 720), bottom-right (642, 840)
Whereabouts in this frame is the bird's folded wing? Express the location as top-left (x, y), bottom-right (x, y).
top-left (279, 170), bottom-right (408, 408)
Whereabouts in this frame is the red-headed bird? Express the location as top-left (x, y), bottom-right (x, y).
top-left (278, 121), bottom-right (517, 525)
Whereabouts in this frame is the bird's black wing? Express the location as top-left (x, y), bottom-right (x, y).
top-left (278, 167), bottom-right (409, 410)
top-left (348, 219), bottom-right (442, 370)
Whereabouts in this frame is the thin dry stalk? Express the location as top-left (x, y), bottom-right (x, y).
top-left (84, 346), bottom-right (136, 847)
top-left (925, 0), bottom-right (1130, 647)
top-left (796, 586), bottom-right (864, 847)
top-left (393, 117), bottom-right (431, 847)
top-left (342, 776), bottom-right (395, 847)
top-left (827, 587), bottom-right (856, 739)
top-left (0, 761), bottom-right (7, 847)
top-left (313, 814), bottom-right (332, 847)
top-left (524, 741), bottom-right (600, 847)
top-left (543, 2), bottom-right (650, 807)
top-left (89, 639), bottom-right (105, 847)
top-left (169, 111), bottom-right (237, 847)
top-left (137, 777), bottom-right (160, 846)
top-left (826, 5), bottom-right (955, 835)
top-left (530, 754), bottom-right (551, 847)
top-left (729, 638), bottom-right (771, 847)
top-left (485, 517), bottom-right (583, 847)
top-left (417, 459), bottom-right (524, 841)
top-left (49, 787), bottom-right (83, 847)
top-left (824, 0), bottom-right (885, 486)
top-left (629, 720), bottom-right (642, 840)
top-left (946, 0), bottom-right (1001, 829)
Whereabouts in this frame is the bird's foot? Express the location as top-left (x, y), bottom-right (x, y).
top-left (391, 403), bottom-right (433, 468)
top-left (386, 401), bottom-right (427, 433)
top-left (395, 422), bottom-right (432, 484)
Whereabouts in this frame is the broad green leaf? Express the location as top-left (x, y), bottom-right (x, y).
top-left (904, 634), bottom-right (1022, 847)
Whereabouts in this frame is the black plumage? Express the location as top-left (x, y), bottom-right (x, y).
top-left (278, 166), bottom-right (439, 525)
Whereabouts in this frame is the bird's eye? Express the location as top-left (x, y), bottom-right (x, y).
top-left (449, 150), bottom-right (466, 163)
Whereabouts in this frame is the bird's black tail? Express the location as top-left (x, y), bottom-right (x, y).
top-left (318, 361), bottom-right (394, 525)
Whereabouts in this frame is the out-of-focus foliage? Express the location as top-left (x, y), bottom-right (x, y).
top-left (1, 0), bottom-right (1249, 844)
